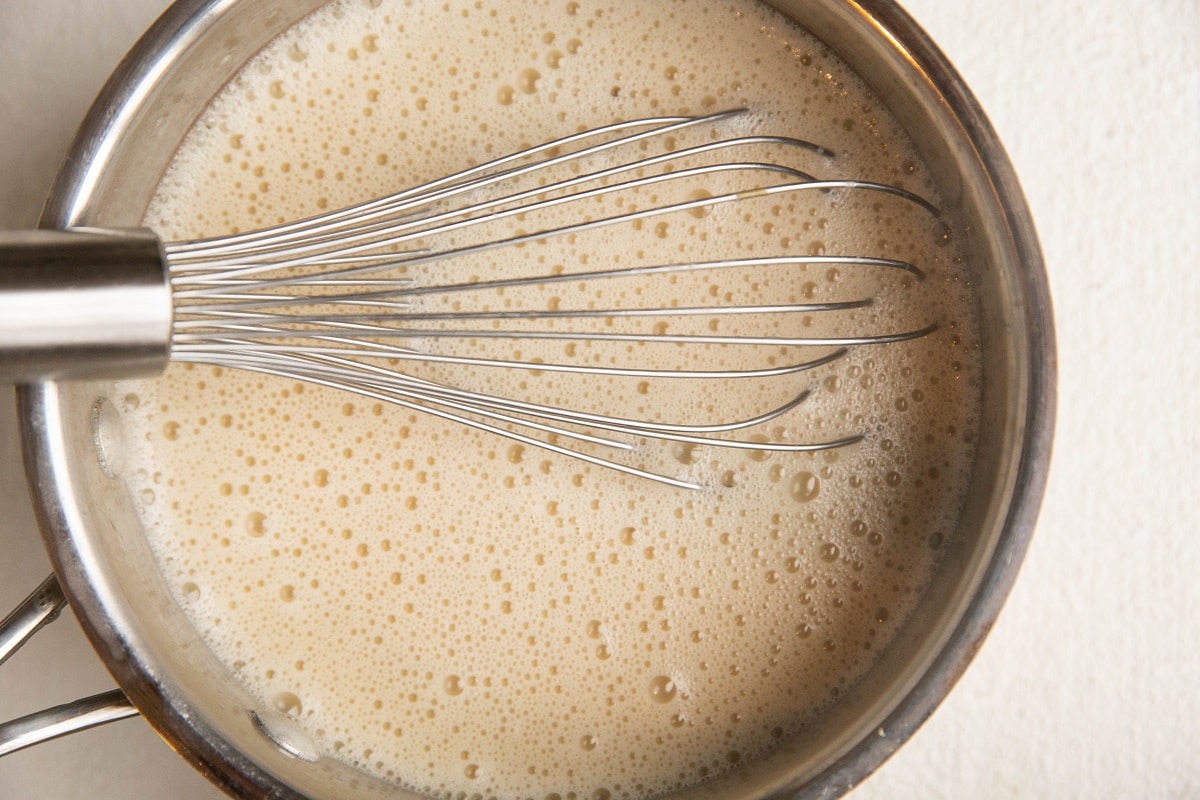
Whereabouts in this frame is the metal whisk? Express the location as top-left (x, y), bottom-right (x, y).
top-left (0, 110), bottom-right (938, 488)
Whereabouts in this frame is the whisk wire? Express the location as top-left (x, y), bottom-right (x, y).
top-left (163, 110), bottom-right (942, 488)
top-left (166, 110), bottom-right (797, 261)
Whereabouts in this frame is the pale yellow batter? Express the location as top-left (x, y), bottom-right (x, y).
top-left (121, 1), bottom-right (981, 797)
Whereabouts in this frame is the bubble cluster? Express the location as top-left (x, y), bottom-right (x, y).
top-left (124, 0), bottom-right (982, 798)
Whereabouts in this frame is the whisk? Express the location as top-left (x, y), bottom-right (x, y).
top-left (0, 110), bottom-right (938, 488)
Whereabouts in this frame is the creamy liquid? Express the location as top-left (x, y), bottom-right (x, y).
top-left (123, 1), bottom-right (980, 797)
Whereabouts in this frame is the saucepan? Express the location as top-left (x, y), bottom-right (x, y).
top-left (0, 0), bottom-right (1054, 797)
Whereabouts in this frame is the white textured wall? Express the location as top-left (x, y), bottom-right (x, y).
top-left (857, 1), bottom-right (1200, 795)
top-left (1, 1), bottom-right (1197, 797)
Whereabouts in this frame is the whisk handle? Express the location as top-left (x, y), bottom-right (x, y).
top-left (0, 228), bottom-right (171, 382)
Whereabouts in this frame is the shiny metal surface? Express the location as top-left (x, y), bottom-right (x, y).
top-left (0, 574), bottom-right (67, 667)
top-left (0, 485), bottom-right (164, 758)
top-left (0, 574), bottom-right (137, 756)
top-left (0, 686), bottom-right (135, 758)
top-left (156, 107), bottom-right (939, 489)
top-left (1, 110), bottom-right (940, 489)
top-left (0, 229), bottom-right (170, 382)
top-left (12, 0), bottom-right (1054, 798)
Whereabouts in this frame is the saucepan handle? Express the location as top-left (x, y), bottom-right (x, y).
top-left (0, 573), bottom-right (138, 756)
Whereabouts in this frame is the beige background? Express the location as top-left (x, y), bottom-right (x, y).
top-left (2, 0), bottom-right (1197, 797)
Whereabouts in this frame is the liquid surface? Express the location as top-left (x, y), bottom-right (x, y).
top-left (124, 1), bottom-right (981, 797)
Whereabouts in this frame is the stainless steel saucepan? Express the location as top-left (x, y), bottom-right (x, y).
top-left (1, 0), bottom-right (1055, 797)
